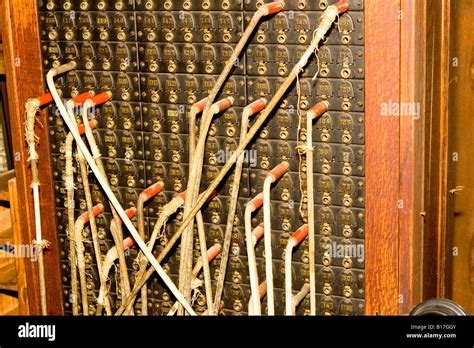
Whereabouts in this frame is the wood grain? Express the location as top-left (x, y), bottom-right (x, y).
top-left (0, 291), bottom-right (18, 315)
top-left (448, 0), bottom-right (474, 313)
top-left (0, 176), bottom-right (18, 314)
top-left (365, 0), bottom-right (401, 315)
top-left (1, 0), bottom-right (63, 314)
top-left (420, 0), bottom-right (452, 301)
top-left (10, 177), bottom-right (30, 314)
top-left (398, 0), bottom-right (426, 314)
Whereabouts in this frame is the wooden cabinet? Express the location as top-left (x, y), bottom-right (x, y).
top-left (444, 0), bottom-right (474, 313)
top-left (0, 0), bottom-right (469, 315)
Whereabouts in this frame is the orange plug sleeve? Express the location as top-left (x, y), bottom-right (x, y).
top-left (244, 98), bottom-right (267, 117)
top-left (290, 225), bottom-right (309, 245)
top-left (37, 93), bottom-right (54, 107)
top-left (141, 182), bottom-right (164, 201)
top-left (247, 192), bottom-right (264, 211)
top-left (263, 2), bottom-right (284, 15)
top-left (81, 204), bottom-right (104, 223)
top-left (268, 161), bottom-right (290, 182)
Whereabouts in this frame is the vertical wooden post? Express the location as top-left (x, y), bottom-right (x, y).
top-left (1, 0), bottom-right (63, 314)
top-left (366, 0), bottom-right (430, 314)
top-left (398, 0), bottom-right (426, 314)
top-left (365, 0), bottom-right (401, 315)
top-left (421, 0), bottom-right (452, 302)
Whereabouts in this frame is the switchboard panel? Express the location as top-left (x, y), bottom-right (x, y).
top-left (38, 0), bottom-right (365, 316)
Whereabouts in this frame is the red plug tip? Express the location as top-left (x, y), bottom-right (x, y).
top-left (244, 98), bottom-right (267, 117)
top-left (81, 204), bottom-right (104, 223)
top-left (307, 101), bottom-right (329, 120)
top-left (267, 161), bottom-right (290, 183)
top-left (334, 1), bottom-right (349, 14)
top-left (123, 237), bottom-right (135, 250)
top-left (120, 207), bottom-right (137, 225)
top-left (191, 97), bottom-right (209, 114)
top-left (90, 91), bottom-right (112, 107)
top-left (262, 2), bottom-right (284, 15)
top-left (77, 120), bottom-right (97, 135)
top-left (247, 192), bottom-right (264, 212)
top-left (290, 225), bottom-right (309, 245)
top-left (207, 243), bottom-right (222, 262)
top-left (37, 93), bottom-right (54, 107)
top-left (211, 97), bottom-right (234, 114)
top-left (141, 181), bottom-right (164, 201)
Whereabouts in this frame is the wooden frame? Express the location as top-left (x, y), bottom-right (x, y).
top-left (421, 0), bottom-right (452, 301)
top-left (1, 0), bottom-right (63, 314)
top-left (1, 0), bottom-right (432, 315)
top-left (398, 0), bottom-right (427, 314)
top-left (443, 0), bottom-right (474, 311)
top-left (365, 0), bottom-right (427, 314)
top-left (365, 0), bottom-right (401, 315)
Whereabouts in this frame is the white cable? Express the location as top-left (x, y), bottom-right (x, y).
top-left (46, 63), bottom-right (196, 316)
top-left (244, 198), bottom-right (262, 315)
top-left (25, 98), bottom-right (48, 315)
top-left (262, 176), bottom-right (275, 315)
top-left (262, 161), bottom-right (289, 315)
top-left (285, 225), bottom-right (308, 315)
top-left (307, 108), bottom-right (316, 315)
top-left (285, 239), bottom-right (296, 315)
top-left (248, 281), bottom-right (267, 315)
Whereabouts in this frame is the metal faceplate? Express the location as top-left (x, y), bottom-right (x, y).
top-left (39, 0), bottom-right (365, 316)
